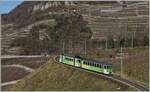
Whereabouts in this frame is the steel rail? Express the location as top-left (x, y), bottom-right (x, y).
top-left (54, 55), bottom-right (149, 91)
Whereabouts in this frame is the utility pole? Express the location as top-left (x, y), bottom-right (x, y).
top-left (84, 40), bottom-right (87, 56)
top-left (131, 30), bottom-right (136, 48)
top-left (105, 37), bottom-right (108, 50)
top-left (62, 41), bottom-right (65, 54)
top-left (70, 39), bottom-right (73, 54)
top-left (124, 22), bottom-right (127, 48)
top-left (120, 46), bottom-right (123, 77)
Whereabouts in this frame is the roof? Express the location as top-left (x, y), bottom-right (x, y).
top-left (82, 58), bottom-right (112, 65)
top-left (61, 54), bottom-right (112, 65)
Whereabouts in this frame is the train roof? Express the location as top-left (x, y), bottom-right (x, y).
top-left (82, 58), bottom-right (112, 65)
top-left (61, 54), bottom-right (112, 65)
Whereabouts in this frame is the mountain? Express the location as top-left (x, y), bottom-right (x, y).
top-left (1, 1), bottom-right (149, 55)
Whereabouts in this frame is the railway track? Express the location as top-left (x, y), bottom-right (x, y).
top-left (54, 55), bottom-right (149, 91)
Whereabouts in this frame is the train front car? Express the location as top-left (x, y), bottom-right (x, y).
top-left (103, 63), bottom-right (113, 75)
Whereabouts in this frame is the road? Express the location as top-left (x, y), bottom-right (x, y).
top-left (1, 55), bottom-right (43, 87)
top-left (2, 64), bottom-right (34, 73)
top-left (1, 80), bottom-right (20, 87)
top-left (1, 55), bottom-right (43, 59)
top-left (1, 64), bottom-right (35, 87)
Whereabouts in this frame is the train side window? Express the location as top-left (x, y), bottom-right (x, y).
top-left (91, 63), bottom-right (93, 66)
top-left (99, 64), bottom-right (101, 68)
top-left (78, 60), bottom-right (81, 63)
top-left (90, 62), bottom-right (92, 66)
top-left (95, 63), bottom-right (97, 67)
top-left (87, 62), bottom-right (89, 65)
top-left (104, 66), bottom-right (106, 69)
top-left (96, 64), bottom-right (98, 67)
top-left (90, 63), bottom-right (92, 66)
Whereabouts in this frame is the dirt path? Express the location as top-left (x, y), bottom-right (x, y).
top-left (1, 80), bottom-right (20, 86)
top-left (1, 55), bottom-right (43, 59)
top-left (1, 55), bottom-right (53, 87)
top-left (2, 64), bottom-right (34, 73)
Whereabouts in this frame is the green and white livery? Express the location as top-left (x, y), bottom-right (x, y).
top-left (59, 54), bottom-right (113, 75)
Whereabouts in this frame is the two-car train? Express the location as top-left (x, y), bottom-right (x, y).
top-left (59, 54), bottom-right (113, 74)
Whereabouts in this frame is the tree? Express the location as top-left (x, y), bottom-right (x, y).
top-left (51, 13), bottom-right (92, 42)
top-left (107, 35), bottom-right (115, 49)
top-left (118, 36), bottom-right (125, 47)
top-left (46, 12), bottom-right (92, 54)
top-left (143, 34), bottom-right (149, 46)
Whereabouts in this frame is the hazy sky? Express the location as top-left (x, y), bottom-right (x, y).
top-left (0, 0), bottom-right (22, 14)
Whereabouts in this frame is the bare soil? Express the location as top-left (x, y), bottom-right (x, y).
top-left (1, 67), bottom-right (30, 83)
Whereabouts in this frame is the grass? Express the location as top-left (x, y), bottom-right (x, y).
top-left (87, 47), bottom-right (149, 86)
top-left (6, 60), bottom-right (134, 91)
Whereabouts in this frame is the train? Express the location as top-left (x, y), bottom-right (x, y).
top-left (59, 54), bottom-right (113, 74)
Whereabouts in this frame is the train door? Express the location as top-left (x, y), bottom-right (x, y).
top-left (75, 58), bottom-right (81, 67)
top-left (103, 65), bottom-right (109, 74)
top-left (59, 54), bottom-right (63, 62)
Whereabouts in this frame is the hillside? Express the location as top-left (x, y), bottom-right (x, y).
top-left (1, 1), bottom-right (149, 55)
top-left (87, 47), bottom-right (149, 86)
top-left (6, 59), bottom-right (134, 91)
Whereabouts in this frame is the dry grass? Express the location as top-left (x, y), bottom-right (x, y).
top-left (87, 47), bottom-right (149, 86)
top-left (6, 61), bottom-right (134, 91)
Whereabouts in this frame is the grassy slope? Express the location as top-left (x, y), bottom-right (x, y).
top-left (122, 48), bottom-right (149, 85)
top-left (88, 47), bottom-right (149, 86)
top-left (7, 60), bottom-right (133, 91)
